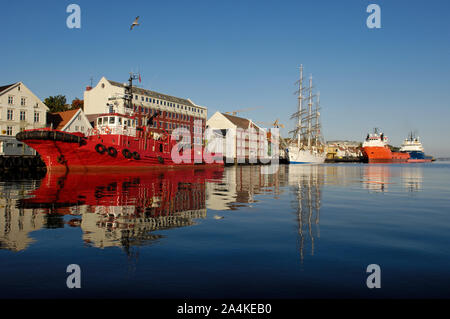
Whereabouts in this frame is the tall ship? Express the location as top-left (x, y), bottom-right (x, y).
top-left (16, 74), bottom-right (223, 171)
top-left (400, 132), bottom-right (433, 163)
top-left (362, 128), bottom-right (410, 163)
top-left (287, 65), bottom-right (326, 164)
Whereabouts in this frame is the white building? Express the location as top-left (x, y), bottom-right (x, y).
top-left (47, 108), bottom-right (92, 133)
top-left (84, 77), bottom-right (208, 146)
top-left (0, 82), bottom-right (48, 155)
top-left (84, 76), bottom-right (207, 121)
top-left (206, 112), bottom-right (268, 163)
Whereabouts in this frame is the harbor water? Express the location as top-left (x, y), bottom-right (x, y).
top-left (1, 163), bottom-right (450, 298)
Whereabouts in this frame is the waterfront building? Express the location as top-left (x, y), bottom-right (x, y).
top-left (206, 112), bottom-right (268, 163)
top-left (84, 77), bottom-right (207, 146)
top-left (47, 108), bottom-right (92, 133)
top-left (326, 140), bottom-right (363, 160)
top-left (0, 82), bottom-right (48, 155)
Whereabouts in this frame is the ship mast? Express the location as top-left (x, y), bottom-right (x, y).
top-left (307, 75), bottom-right (313, 148)
top-left (297, 65), bottom-right (304, 148)
top-left (315, 91), bottom-right (320, 147)
top-left (124, 73), bottom-right (139, 111)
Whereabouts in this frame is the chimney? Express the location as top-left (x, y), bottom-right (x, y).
top-left (86, 86), bottom-right (92, 91)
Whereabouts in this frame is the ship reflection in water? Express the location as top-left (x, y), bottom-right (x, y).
top-left (13, 168), bottom-right (224, 251)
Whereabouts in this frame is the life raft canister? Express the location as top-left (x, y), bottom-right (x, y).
top-left (95, 144), bottom-right (107, 154)
top-left (107, 147), bottom-right (118, 157)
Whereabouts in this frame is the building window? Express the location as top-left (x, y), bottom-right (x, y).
top-left (7, 109), bottom-right (13, 120)
top-left (21, 97), bottom-right (26, 106)
top-left (6, 126), bottom-right (13, 136)
top-left (8, 96), bottom-right (14, 105)
top-left (135, 95), bottom-right (138, 100)
top-left (20, 111), bottom-right (26, 121)
top-left (141, 97), bottom-right (144, 102)
top-left (34, 112), bottom-right (40, 123)
top-left (75, 125), bottom-right (79, 131)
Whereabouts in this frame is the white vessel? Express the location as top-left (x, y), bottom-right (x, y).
top-left (399, 132), bottom-right (433, 163)
top-left (287, 65), bottom-right (326, 164)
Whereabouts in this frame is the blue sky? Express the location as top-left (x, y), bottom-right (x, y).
top-left (1, 0), bottom-right (449, 156)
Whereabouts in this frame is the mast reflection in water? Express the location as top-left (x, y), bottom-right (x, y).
top-left (289, 165), bottom-right (324, 263)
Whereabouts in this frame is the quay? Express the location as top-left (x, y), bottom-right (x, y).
top-left (0, 155), bottom-right (45, 171)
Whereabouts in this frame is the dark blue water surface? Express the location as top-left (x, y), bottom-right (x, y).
top-left (1, 163), bottom-right (450, 299)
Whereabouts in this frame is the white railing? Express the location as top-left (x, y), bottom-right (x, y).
top-left (86, 126), bottom-right (137, 137)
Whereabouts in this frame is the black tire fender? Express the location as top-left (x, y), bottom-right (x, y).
top-left (95, 144), bottom-right (106, 154)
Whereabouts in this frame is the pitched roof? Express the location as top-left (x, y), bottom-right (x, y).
top-left (220, 113), bottom-right (264, 132)
top-left (221, 113), bottom-right (250, 129)
top-left (47, 108), bottom-right (80, 130)
top-left (107, 79), bottom-right (198, 108)
top-left (0, 83), bottom-right (16, 94)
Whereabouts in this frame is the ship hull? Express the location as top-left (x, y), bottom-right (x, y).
top-left (406, 151), bottom-right (433, 163)
top-left (17, 129), bottom-right (223, 172)
top-left (287, 147), bottom-right (326, 164)
top-left (362, 146), bottom-right (410, 163)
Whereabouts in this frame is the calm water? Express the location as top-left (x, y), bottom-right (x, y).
top-left (1, 163), bottom-right (450, 299)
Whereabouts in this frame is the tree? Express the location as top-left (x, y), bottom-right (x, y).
top-left (44, 95), bottom-right (68, 113)
top-left (71, 98), bottom-right (84, 110)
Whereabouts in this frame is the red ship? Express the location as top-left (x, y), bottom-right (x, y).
top-left (362, 129), bottom-right (410, 163)
top-left (16, 75), bottom-right (223, 172)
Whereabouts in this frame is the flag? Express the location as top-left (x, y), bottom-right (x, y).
top-left (139, 74), bottom-right (141, 83)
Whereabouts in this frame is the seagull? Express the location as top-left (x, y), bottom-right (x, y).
top-left (130, 16), bottom-right (140, 30)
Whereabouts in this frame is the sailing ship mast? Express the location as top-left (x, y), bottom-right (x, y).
top-left (307, 75), bottom-right (313, 148)
top-left (297, 65), bottom-right (304, 148)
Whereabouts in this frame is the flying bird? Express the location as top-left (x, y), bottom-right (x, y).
top-left (130, 16), bottom-right (140, 30)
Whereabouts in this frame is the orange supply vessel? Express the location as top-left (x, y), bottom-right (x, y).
top-left (362, 129), bottom-right (410, 163)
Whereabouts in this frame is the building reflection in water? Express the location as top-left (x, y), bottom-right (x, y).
top-left (288, 165), bottom-right (324, 263)
top-left (6, 168), bottom-right (224, 253)
top-left (0, 180), bottom-right (45, 251)
top-left (206, 165), bottom-right (289, 211)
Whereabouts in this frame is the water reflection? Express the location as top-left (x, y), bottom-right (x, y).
top-left (362, 165), bottom-right (423, 193)
top-left (288, 165), bottom-right (324, 262)
top-left (206, 165), bottom-right (289, 210)
top-left (0, 164), bottom-right (426, 254)
top-left (0, 180), bottom-right (44, 251)
top-left (10, 168), bottom-right (224, 251)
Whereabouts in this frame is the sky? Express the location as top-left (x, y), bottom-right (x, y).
top-left (1, 0), bottom-right (449, 156)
